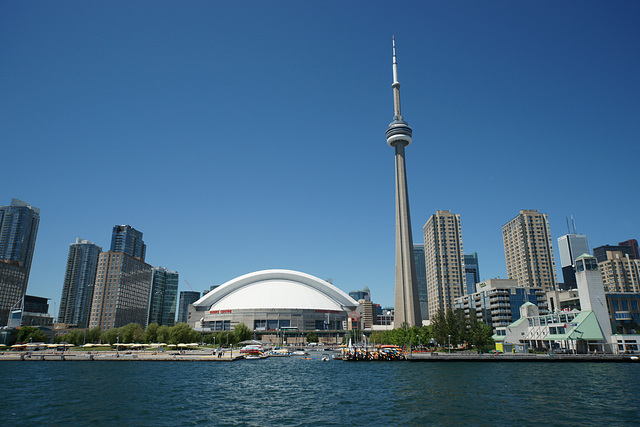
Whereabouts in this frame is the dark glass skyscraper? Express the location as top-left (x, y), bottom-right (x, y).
top-left (0, 199), bottom-right (40, 326)
top-left (177, 291), bottom-right (200, 324)
top-left (148, 267), bottom-right (179, 327)
top-left (464, 252), bottom-right (480, 295)
top-left (110, 225), bottom-right (146, 261)
top-left (413, 244), bottom-right (429, 320)
top-left (58, 238), bottom-right (102, 327)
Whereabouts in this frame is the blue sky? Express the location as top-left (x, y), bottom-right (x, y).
top-left (2, 1), bottom-right (639, 315)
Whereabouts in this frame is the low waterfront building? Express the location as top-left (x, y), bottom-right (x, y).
top-left (188, 270), bottom-right (357, 342)
top-left (495, 254), bottom-right (614, 353)
top-left (453, 279), bottom-right (547, 332)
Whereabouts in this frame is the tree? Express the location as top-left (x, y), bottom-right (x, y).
top-left (157, 325), bottom-right (171, 344)
top-left (431, 309), bottom-right (448, 347)
top-left (169, 323), bottom-right (199, 344)
top-left (145, 323), bottom-right (159, 343)
top-left (101, 328), bottom-right (119, 345)
top-left (86, 327), bottom-right (102, 344)
top-left (468, 320), bottom-right (493, 351)
top-left (17, 326), bottom-right (48, 343)
top-left (306, 331), bottom-right (319, 343)
top-left (120, 323), bottom-right (145, 343)
top-left (233, 323), bottom-right (252, 343)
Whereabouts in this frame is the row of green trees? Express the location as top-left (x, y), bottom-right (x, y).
top-left (368, 309), bottom-right (494, 351)
top-left (53, 322), bottom-right (253, 346)
top-left (430, 309), bottom-right (493, 350)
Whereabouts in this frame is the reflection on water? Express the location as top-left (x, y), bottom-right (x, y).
top-left (0, 359), bottom-right (638, 426)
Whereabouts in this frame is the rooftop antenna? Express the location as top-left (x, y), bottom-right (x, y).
top-left (571, 215), bottom-right (577, 234)
top-left (566, 217), bottom-right (570, 234)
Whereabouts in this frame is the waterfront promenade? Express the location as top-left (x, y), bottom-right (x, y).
top-left (407, 351), bottom-right (637, 363)
top-left (0, 350), bottom-right (244, 361)
top-left (1, 348), bottom-right (637, 362)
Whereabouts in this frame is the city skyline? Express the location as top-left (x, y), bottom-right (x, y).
top-left (2, 2), bottom-right (639, 314)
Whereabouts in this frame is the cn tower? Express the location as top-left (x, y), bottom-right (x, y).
top-left (386, 37), bottom-right (422, 327)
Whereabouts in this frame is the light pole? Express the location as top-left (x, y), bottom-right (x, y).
top-left (116, 332), bottom-right (120, 357)
top-left (417, 335), bottom-right (421, 352)
top-left (448, 334), bottom-right (451, 354)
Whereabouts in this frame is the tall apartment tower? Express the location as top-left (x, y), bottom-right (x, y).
top-left (423, 210), bottom-right (466, 316)
top-left (89, 251), bottom-right (152, 330)
top-left (0, 199), bottom-right (40, 326)
top-left (147, 267), bottom-right (179, 327)
top-left (413, 244), bottom-right (429, 320)
top-left (111, 225), bottom-right (146, 261)
top-left (557, 234), bottom-right (589, 289)
top-left (386, 38), bottom-right (421, 327)
top-left (502, 209), bottom-right (558, 291)
top-left (597, 250), bottom-right (640, 293)
top-left (58, 238), bottom-right (102, 327)
top-left (177, 290), bottom-right (200, 324)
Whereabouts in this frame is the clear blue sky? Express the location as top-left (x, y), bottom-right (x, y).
top-left (2, 1), bottom-right (639, 315)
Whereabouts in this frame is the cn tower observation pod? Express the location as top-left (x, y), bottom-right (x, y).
top-left (188, 269), bottom-right (358, 333)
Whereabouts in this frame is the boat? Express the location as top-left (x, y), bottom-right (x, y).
top-left (321, 356), bottom-right (329, 361)
top-left (300, 356), bottom-right (314, 360)
top-left (244, 354), bottom-right (267, 360)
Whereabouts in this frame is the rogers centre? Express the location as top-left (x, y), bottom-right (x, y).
top-left (188, 269), bottom-right (358, 342)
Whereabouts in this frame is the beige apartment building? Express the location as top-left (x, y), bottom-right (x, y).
top-left (502, 209), bottom-right (557, 291)
top-left (598, 250), bottom-right (640, 293)
top-left (423, 210), bottom-right (466, 316)
top-left (88, 251), bottom-right (152, 331)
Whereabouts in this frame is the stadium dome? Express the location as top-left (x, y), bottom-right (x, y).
top-left (188, 269), bottom-right (358, 338)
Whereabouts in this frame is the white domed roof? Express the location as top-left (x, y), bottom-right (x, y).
top-left (193, 269), bottom-right (358, 311)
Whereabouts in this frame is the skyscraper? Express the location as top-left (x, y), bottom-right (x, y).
top-left (110, 225), bottom-right (146, 261)
top-left (557, 234), bottom-right (589, 289)
top-left (464, 252), bottom-right (480, 295)
top-left (502, 209), bottom-right (558, 291)
top-left (89, 251), bottom-right (152, 330)
top-left (413, 244), bottom-right (429, 320)
top-left (423, 210), bottom-right (466, 315)
top-left (386, 38), bottom-right (421, 327)
top-left (0, 199), bottom-right (40, 326)
top-left (147, 266), bottom-right (179, 327)
top-left (58, 238), bottom-right (102, 327)
top-left (177, 290), bottom-right (200, 324)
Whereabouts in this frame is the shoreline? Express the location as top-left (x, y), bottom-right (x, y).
top-left (1, 350), bottom-right (638, 362)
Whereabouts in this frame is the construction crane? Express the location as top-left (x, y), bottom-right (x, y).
top-left (184, 279), bottom-right (195, 291)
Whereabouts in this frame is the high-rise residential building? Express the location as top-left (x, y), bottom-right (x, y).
top-left (463, 252), bottom-right (480, 295)
top-left (597, 250), bottom-right (640, 293)
top-left (88, 251), bottom-right (152, 330)
top-left (413, 244), bottom-right (429, 320)
top-left (110, 225), bottom-right (146, 261)
top-left (502, 209), bottom-right (558, 291)
top-left (453, 279), bottom-right (547, 332)
top-left (386, 38), bottom-right (421, 327)
top-left (147, 266), bottom-right (179, 327)
top-left (58, 238), bottom-right (102, 327)
top-left (423, 210), bottom-right (466, 316)
top-left (0, 199), bottom-right (40, 327)
top-left (177, 291), bottom-right (200, 324)
top-left (557, 234), bottom-right (589, 289)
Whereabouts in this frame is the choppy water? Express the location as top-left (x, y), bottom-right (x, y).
top-left (1, 358), bottom-right (638, 426)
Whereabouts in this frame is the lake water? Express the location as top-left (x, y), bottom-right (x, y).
top-left (1, 358), bottom-right (638, 426)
